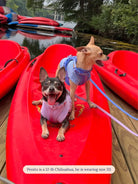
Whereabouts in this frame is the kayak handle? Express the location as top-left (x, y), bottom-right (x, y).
top-left (4, 58), bottom-right (18, 68)
top-left (30, 58), bottom-right (37, 66)
top-left (26, 58), bottom-right (38, 72)
top-left (115, 69), bottom-right (126, 77)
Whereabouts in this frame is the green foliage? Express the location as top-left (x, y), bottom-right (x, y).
top-left (129, 0), bottom-right (138, 5)
top-left (114, 0), bottom-right (129, 4)
top-left (27, 0), bottom-right (44, 9)
top-left (90, 5), bottom-right (112, 34)
top-left (6, 0), bottom-right (19, 12)
top-left (91, 2), bottom-right (138, 44)
top-left (49, 0), bottom-right (103, 23)
top-left (6, 0), bottom-right (33, 16)
top-left (47, 0), bottom-right (104, 32)
top-left (6, 0), bottom-right (51, 17)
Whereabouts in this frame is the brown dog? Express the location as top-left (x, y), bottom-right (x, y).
top-left (56, 36), bottom-right (109, 120)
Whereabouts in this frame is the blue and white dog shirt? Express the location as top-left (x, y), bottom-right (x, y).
top-left (60, 56), bottom-right (92, 85)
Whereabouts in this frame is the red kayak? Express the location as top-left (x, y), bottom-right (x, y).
top-left (0, 40), bottom-right (30, 99)
top-left (0, 6), bottom-right (12, 14)
top-left (0, 13), bottom-right (8, 24)
top-left (6, 44), bottom-right (112, 184)
top-left (95, 50), bottom-right (138, 110)
top-left (18, 16), bottom-right (60, 27)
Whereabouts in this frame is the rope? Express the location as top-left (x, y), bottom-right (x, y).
top-left (0, 176), bottom-right (15, 184)
top-left (90, 78), bottom-right (138, 121)
top-left (74, 94), bottom-right (138, 137)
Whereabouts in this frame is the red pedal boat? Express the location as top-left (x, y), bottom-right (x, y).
top-left (95, 50), bottom-right (138, 110)
top-left (0, 40), bottom-right (30, 99)
top-left (6, 44), bottom-right (112, 184)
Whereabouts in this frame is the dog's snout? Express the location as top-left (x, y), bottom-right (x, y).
top-left (49, 86), bottom-right (55, 93)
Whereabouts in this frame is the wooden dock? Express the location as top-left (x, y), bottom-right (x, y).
top-left (0, 84), bottom-right (137, 184)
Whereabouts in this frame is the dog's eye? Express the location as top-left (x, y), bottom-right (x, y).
top-left (54, 81), bottom-right (62, 90)
top-left (99, 53), bottom-right (103, 56)
top-left (44, 81), bottom-right (50, 86)
top-left (54, 81), bottom-right (60, 87)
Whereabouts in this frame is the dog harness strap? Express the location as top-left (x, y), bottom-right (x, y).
top-left (41, 94), bottom-right (72, 123)
top-left (63, 55), bottom-right (77, 71)
top-left (60, 56), bottom-right (92, 85)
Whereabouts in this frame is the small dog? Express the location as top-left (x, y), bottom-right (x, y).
top-left (56, 36), bottom-right (109, 120)
top-left (32, 67), bottom-right (72, 142)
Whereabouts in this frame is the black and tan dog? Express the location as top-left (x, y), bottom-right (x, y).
top-left (32, 67), bottom-right (72, 142)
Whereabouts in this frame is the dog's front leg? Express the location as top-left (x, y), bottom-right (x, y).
top-left (40, 115), bottom-right (49, 139)
top-left (57, 119), bottom-right (70, 142)
top-left (69, 80), bottom-right (77, 120)
top-left (32, 99), bottom-right (43, 105)
top-left (85, 80), bottom-right (96, 108)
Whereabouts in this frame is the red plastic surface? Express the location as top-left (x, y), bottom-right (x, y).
top-left (18, 17), bottom-right (60, 26)
top-left (94, 50), bottom-right (138, 110)
top-left (0, 40), bottom-right (30, 99)
top-left (0, 6), bottom-right (4, 14)
top-left (0, 14), bottom-right (8, 23)
top-left (6, 44), bottom-right (112, 184)
top-left (19, 18), bottom-right (60, 27)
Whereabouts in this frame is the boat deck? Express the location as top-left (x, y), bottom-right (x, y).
top-left (0, 84), bottom-right (138, 184)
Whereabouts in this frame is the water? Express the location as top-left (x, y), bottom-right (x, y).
top-left (0, 25), bottom-right (137, 60)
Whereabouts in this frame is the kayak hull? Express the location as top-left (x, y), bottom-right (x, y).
top-left (8, 21), bottom-right (73, 33)
top-left (0, 40), bottom-right (30, 99)
top-left (95, 50), bottom-right (138, 110)
top-left (6, 44), bottom-right (112, 184)
top-left (17, 23), bottom-right (73, 33)
top-left (18, 16), bottom-right (60, 27)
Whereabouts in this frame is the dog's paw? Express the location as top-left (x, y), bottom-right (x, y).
top-left (32, 100), bottom-right (42, 106)
top-left (56, 134), bottom-right (65, 142)
top-left (69, 112), bottom-right (75, 120)
top-left (88, 101), bottom-right (97, 108)
top-left (41, 132), bottom-right (49, 139)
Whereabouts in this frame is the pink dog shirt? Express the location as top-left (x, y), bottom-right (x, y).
top-left (41, 94), bottom-right (72, 123)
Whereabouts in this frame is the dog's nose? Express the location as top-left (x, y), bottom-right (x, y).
top-left (107, 56), bottom-right (109, 60)
top-left (49, 87), bottom-right (55, 93)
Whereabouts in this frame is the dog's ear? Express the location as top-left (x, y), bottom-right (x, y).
top-left (87, 36), bottom-right (95, 46)
top-left (76, 46), bottom-right (91, 54)
top-left (39, 67), bottom-right (48, 83)
top-left (56, 67), bottom-right (66, 82)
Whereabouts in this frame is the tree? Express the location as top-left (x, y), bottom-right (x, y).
top-left (6, 0), bottom-right (34, 16)
top-left (129, 0), bottom-right (138, 6)
top-left (91, 2), bottom-right (138, 44)
top-left (6, 0), bottom-right (19, 13)
top-left (27, 0), bottom-right (44, 9)
top-left (46, 0), bottom-right (104, 31)
top-left (113, 0), bottom-right (129, 4)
